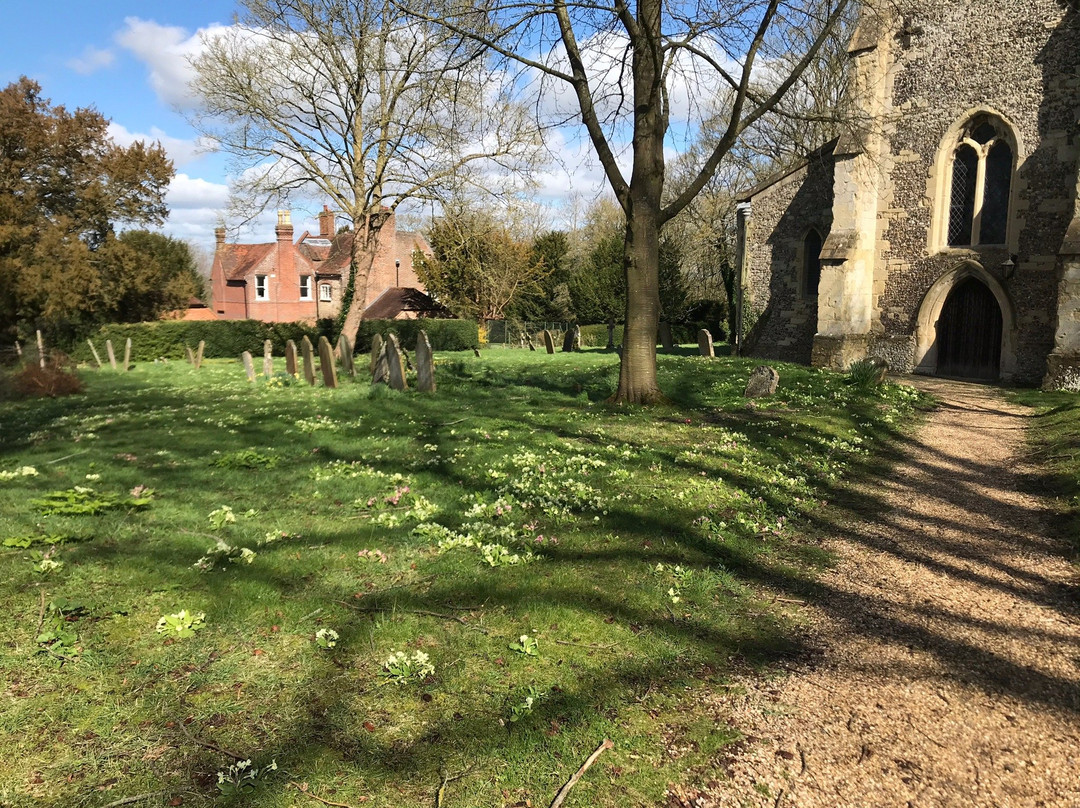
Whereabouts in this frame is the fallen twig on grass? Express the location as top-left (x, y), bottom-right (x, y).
top-left (554, 639), bottom-right (618, 650)
top-left (34, 589), bottom-right (46, 638)
top-left (549, 738), bottom-right (613, 808)
top-left (434, 768), bottom-right (471, 808)
top-left (100, 791), bottom-right (166, 808)
top-left (177, 718), bottom-right (246, 760)
top-left (289, 780), bottom-right (367, 807)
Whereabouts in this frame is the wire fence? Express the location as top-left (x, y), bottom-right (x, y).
top-left (485, 320), bottom-right (572, 347)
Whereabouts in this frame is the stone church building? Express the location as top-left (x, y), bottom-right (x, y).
top-left (737, 2), bottom-right (1080, 387)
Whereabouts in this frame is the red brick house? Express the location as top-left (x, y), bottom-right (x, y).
top-left (210, 207), bottom-right (433, 323)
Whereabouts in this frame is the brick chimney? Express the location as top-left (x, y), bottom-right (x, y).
top-left (318, 206), bottom-right (335, 238)
top-left (215, 227), bottom-right (226, 245)
top-left (274, 210), bottom-right (297, 318)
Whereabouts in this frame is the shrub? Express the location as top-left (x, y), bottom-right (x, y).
top-left (354, 319), bottom-right (477, 352)
top-left (578, 323), bottom-right (619, 348)
top-left (8, 354), bottom-right (84, 398)
top-left (846, 358), bottom-right (887, 389)
top-left (73, 320), bottom-right (336, 363)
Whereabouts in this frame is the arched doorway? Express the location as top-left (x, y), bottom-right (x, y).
top-left (935, 277), bottom-right (1003, 380)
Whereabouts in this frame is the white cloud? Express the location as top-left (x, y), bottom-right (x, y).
top-left (107, 122), bottom-right (212, 168)
top-left (67, 46), bottom-right (115, 76)
top-left (115, 17), bottom-right (233, 108)
top-left (158, 173), bottom-right (228, 244)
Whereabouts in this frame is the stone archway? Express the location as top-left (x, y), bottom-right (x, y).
top-left (914, 262), bottom-right (1017, 380)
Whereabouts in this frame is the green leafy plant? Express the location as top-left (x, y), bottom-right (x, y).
top-left (155, 609), bottom-right (206, 638)
top-left (508, 686), bottom-right (546, 723)
top-left (210, 450), bottom-right (280, 469)
top-left (380, 650), bottom-right (435, 684)
top-left (508, 634), bottom-right (539, 657)
top-left (207, 505), bottom-right (236, 530)
top-left (0, 465), bottom-right (38, 481)
top-left (216, 758), bottom-right (278, 795)
top-left (315, 628), bottom-right (339, 649)
top-left (36, 599), bottom-right (86, 664)
top-left (2, 533), bottom-right (79, 549)
top-left (31, 486), bottom-right (152, 515)
top-left (193, 539), bottom-right (256, 571)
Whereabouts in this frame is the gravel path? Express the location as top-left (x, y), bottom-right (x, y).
top-left (672, 379), bottom-right (1080, 808)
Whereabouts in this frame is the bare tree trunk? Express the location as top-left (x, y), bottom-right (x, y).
top-left (339, 218), bottom-right (380, 343)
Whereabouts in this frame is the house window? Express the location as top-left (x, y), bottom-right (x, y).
top-left (300, 275), bottom-right (312, 300)
top-left (255, 275), bottom-right (268, 300)
top-left (319, 284), bottom-right (332, 302)
top-left (803, 229), bottom-right (822, 297)
top-left (946, 116), bottom-right (1014, 247)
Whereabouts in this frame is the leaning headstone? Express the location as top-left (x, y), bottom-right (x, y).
top-left (285, 340), bottom-right (298, 377)
top-left (123, 338), bottom-right (132, 371)
top-left (106, 339), bottom-right (118, 371)
top-left (542, 330), bottom-right (555, 354)
top-left (301, 336), bottom-right (316, 385)
top-left (473, 347), bottom-right (481, 358)
top-left (697, 329), bottom-right (714, 358)
top-left (745, 365), bottom-right (780, 398)
top-left (338, 334), bottom-right (356, 377)
top-left (185, 345), bottom-right (195, 365)
top-left (194, 341), bottom-right (205, 370)
top-left (241, 351), bottom-right (256, 383)
top-left (527, 338), bottom-right (536, 351)
top-left (659, 322), bottom-right (674, 352)
top-left (263, 340), bottom-right (273, 378)
top-left (88, 340), bottom-right (104, 369)
top-left (36, 330), bottom-right (46, 368)
top-left (385, 333), bottom-right (408, 391)
top-left (562, 325), bottom-right (580, 352)
top-left (370, 333), bottom-right (385, 375)
top-left (371, 342), bottom-right (390, 384)
top-left (318, 336), bottom-right (338, 388)
top-left (416, 330), bottom-right (436, 393)
top-left (606, 320), bottom-right (616, 351)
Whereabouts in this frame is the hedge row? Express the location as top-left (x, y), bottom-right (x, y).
top-left (71, 320), bottom-right (337, 363)
top-left (576, 323), bottom-right (721, 348)
top-left (354, 319), bottom-right (478, 352)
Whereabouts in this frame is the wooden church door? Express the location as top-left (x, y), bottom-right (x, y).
top-left (935, 277), bottom-right (1003, 380)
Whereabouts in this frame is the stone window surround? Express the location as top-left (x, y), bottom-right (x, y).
top-left (255, 274), bottom-right (268, 301)
top-left (928, 108), bottom-right (1024, 256)
top-left (319, 283), bottom-right (333, 302)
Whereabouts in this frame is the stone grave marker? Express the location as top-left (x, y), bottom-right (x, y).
top-left (542, 329), bottom-right (555, 354)
top-left (659, 322), bottom-right (673, 352)
top-left (370, 333), bottom-right (385, 375)
top-left (13, 341), bottom-right (21, 358)
top-left (123, 338), bottom-right (132, 371)
top-left (185, 345), bottom-right (195, 365)
top-left (301, 336), bottom-right (316, 385)
top-left (285, 340), bottom-right (298, 376)
top-left (416, 330), bottom-right (436, 393)
top-left (562, 325), bottom-right (580, 352)
top-left (607, 320), bottom-right (616, 351)
top-left (473, 347), bottom-right (481, 358)
top-left (318, 336), bottom-right (338, 388)
top-left (372, 341), bottom-right (390, 384)
top-left (36, 330), bottom-right (46, 368)
top-left (263, 340), bottom-right (273, 378)
top-left (744, 365), bottom-right (780, 398)
top-left (338, 334), bottom-right (356, 377)
top-left (241, 351), bottom-right (256, 382)
top-left (385, 333), bottom-right (408, 391)
top-left (106, 339), bottom-right (118, 370)
top-left (88, 340), bottom-right (104, 368)
top-left (194, 341), bottom-right (205, 370)
top-left (697, 329), bottom-right (715, 358)
top-left (527, 337), bottom-right (536, 351)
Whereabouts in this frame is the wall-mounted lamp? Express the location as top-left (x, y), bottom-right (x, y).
top-left (395, 259), bottom-right (401, 287)
top-left (1002, 255), bottom-right (1017, 279)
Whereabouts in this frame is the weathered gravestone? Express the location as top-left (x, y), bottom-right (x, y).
top-left (185, 345), bottom-right (195, 365)
top-left (36, 330), bottom-right (46, 369)
top-left (542, 330), bottom-right (555, 354)
top-left (528, 338), bottom-right (536, 351)
top-left (301, 336), bottom-right (316, 385)
top-left (241, 351), bottom-right (256, 382)
top-left (123, 338), bottom-right (132, 371)
top-left (416, 330), bottom-right (436, 393)
top-left (659, 322), bottom-right (674, 352)
top-left (106, 339), bottom-right (118, 371)
top-left (562, 325), bottom-right (580, 352)
top-left (744, 365), bottom-right (780, 398)
top-left (285, 340), bottom-right (298, 377)
top-left (338, 335), bottom-right (356, 377)
top-left (371, 341), bottom-right (390, 385)
top-left (318, 336), bottom-right (338, 388)
top-left (88, 340), bottom-right (104, 369)
top-left (370, 333), bottom-right (385, 375)
top-left (697, 329), bottom-right (715, 358)
top-left (606, 320), bottom-right (616, 351)
top-left (194, 341), bottom-right (205, 370)
top-left (385, 334), bottom-right (408, 391)
top-left (263, 340), bottom-right (273, 378)
top-left (13, 341), bottom-right (21, 358)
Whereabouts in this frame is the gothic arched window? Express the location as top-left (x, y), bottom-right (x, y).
top-left (803, 229), bottom-right (822, 297)
top-left (946, 116), bottom-right (1014, 248)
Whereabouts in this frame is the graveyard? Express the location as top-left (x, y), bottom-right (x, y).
top-left (0, 346), bottom-right (928, 806)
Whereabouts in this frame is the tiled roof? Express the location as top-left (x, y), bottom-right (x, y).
top-left (218, 243), bottom-right (275, 281)
top-left (363, 287), bottom-right (453, 320)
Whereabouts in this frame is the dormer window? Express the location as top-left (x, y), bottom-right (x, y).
top-left (255, 274), bottom-right (268, 300)
top-left (946, 115), bottom-right (1014, 248)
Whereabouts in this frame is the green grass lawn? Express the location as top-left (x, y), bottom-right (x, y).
top-left (0, 349), bottom-right (925, 808)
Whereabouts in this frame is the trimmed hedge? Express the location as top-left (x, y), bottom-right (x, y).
top-left (354, 319), bottom-right (478, 352)
top-left (73, 320), bottom-right (336, 363)
top-left (577, 322), bottom-right (726, 349)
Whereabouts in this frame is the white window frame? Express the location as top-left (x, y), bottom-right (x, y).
top-left (299, 275), bottom-right (312, 300)
top-left (255, 274), bottom-right (268, 300)
top-left (319, 283), bottom-right (332, 302)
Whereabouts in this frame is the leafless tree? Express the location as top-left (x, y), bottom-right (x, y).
top-left (189, 0), bottom-right (541, 340)
top-left (407, 0), bottom-right (853, 403)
